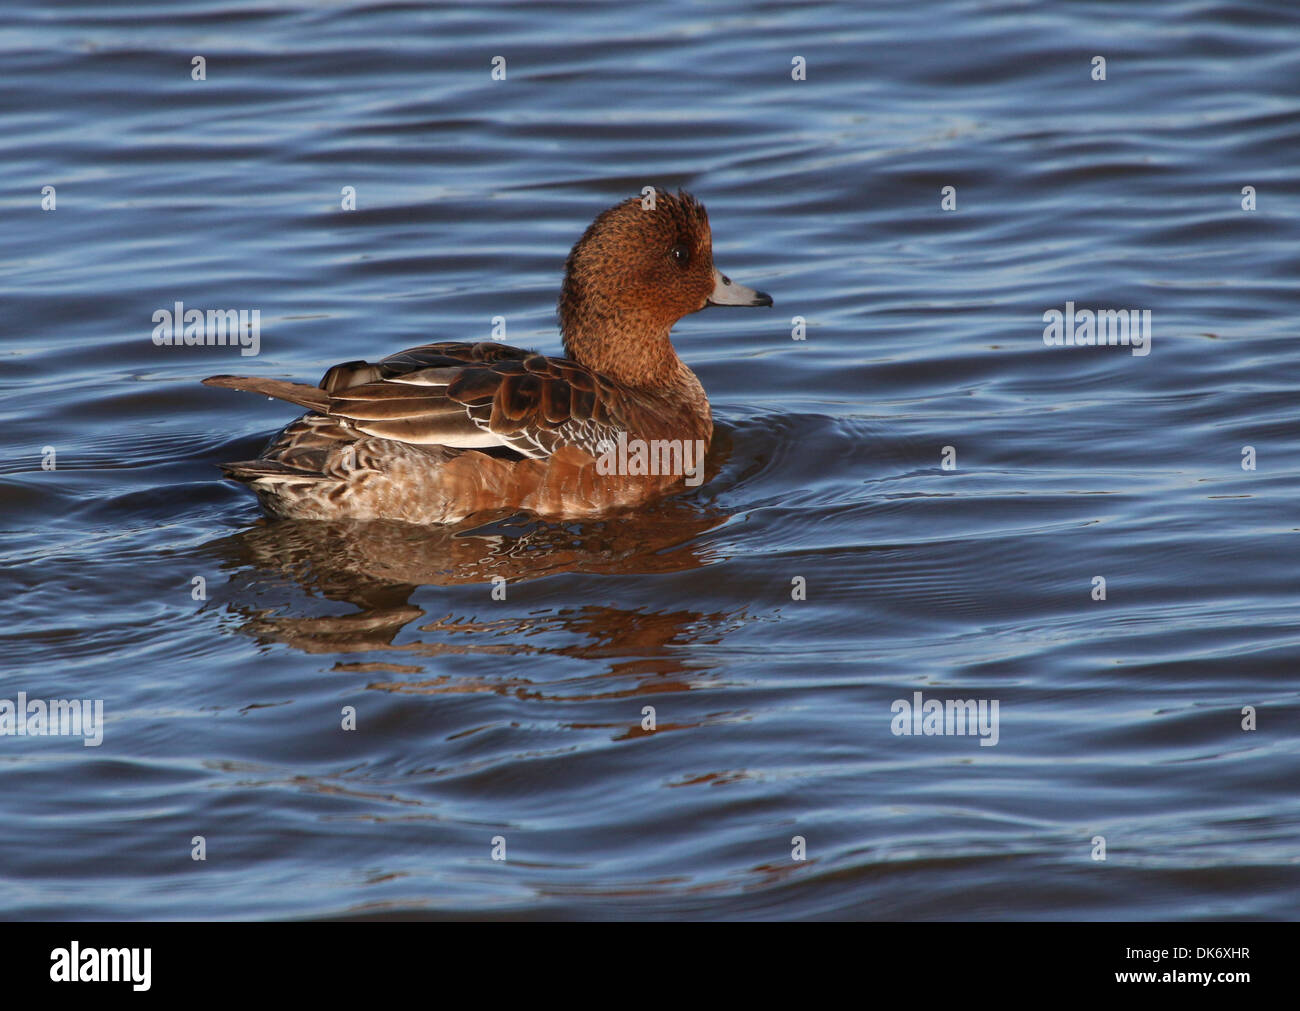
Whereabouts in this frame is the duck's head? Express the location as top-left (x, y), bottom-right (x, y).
top-left (558, 189), bottom-right (771, 386)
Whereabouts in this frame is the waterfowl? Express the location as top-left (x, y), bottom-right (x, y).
top-left (203, 189), bottom-right (771, 524)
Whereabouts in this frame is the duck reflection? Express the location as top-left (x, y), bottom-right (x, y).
top-left (210, 481), bottom-right (734, 668)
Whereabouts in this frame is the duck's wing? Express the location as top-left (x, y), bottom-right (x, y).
top-left (204, 341), bottom-right (624, 460)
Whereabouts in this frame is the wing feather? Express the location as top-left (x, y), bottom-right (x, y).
top-left (208, 341), bottom-right (625, 459)
top-left (330, 342), bottom-right (622, 457)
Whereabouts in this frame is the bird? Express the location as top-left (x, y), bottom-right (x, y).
top-left (203, 188), bottom-right (772, 524)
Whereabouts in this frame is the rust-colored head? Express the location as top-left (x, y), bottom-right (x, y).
top-left (558, 189), bottom-right (771, 387)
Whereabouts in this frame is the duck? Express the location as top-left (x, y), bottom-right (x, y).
top-left (203, 188), bottom-right (772, 524)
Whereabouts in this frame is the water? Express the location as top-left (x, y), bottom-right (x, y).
top-left (1, 0), bottom-right (1297, 920)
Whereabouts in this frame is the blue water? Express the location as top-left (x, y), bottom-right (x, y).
top-left (1, 0), bottom-right (1297, 919)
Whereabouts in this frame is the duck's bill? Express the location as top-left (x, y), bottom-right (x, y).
top-left (707, 267), bottom-right (773, 307)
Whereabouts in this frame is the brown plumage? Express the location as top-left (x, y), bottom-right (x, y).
top-left (203, 189), bottom-right (772, 524)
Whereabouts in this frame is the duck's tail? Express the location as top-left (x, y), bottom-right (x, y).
top-left (202, 374), bottom-right (330, 413)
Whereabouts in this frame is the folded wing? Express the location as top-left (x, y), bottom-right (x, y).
top-left (205, 341), bottom-right (624, 460)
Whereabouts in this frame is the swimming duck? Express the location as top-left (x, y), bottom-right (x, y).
top-left (203, 189), bottom-right (772, 524)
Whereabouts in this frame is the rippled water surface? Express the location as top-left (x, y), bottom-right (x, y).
top-left (2, 0), bottom-right (1298, 919)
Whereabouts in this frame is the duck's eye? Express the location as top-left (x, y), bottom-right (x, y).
top-left (670, 243), bottom-right (691, 267)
